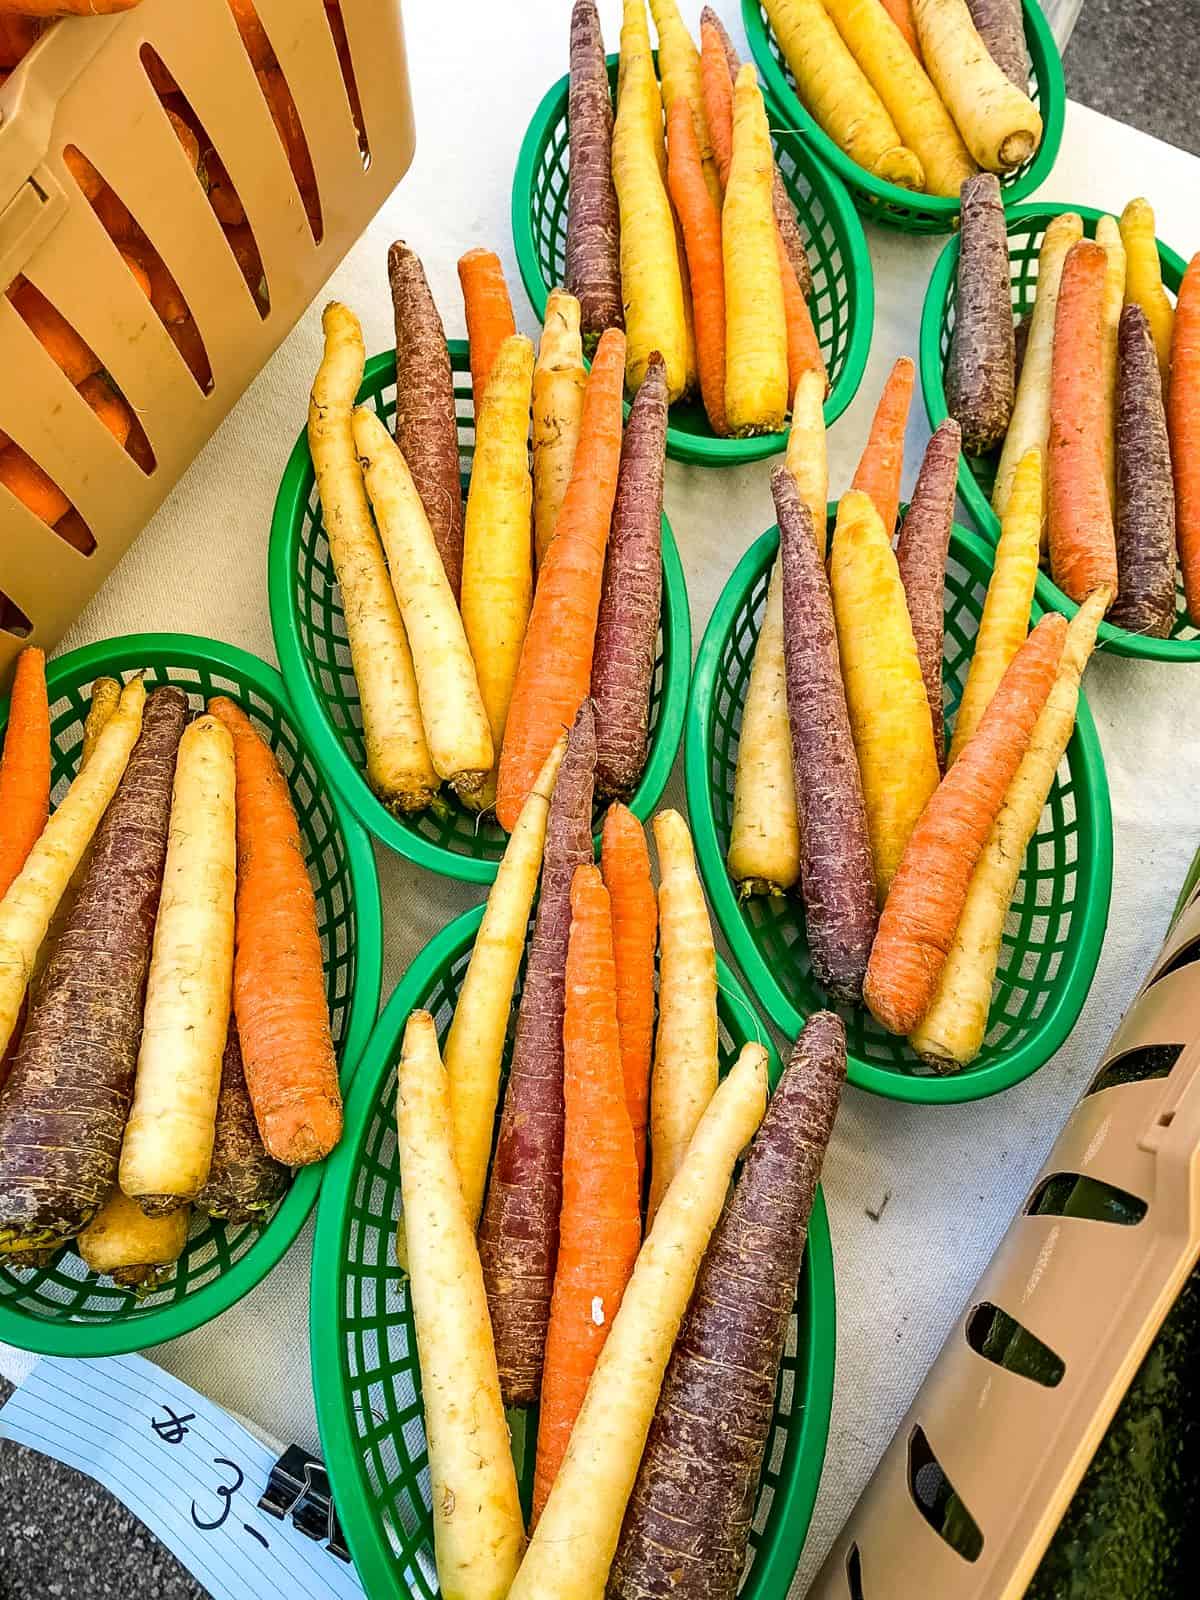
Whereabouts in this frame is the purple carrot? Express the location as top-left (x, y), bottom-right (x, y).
top-left (479, 700), bottom-right (597, 1406)
top-left (566, 0), bottom-right (624, 351)
top-left (388, 241), bottom-right (464, 600)
top-left (609, 1009), bottom-right (846, 1600)
top-left (196, 1017), bottom-right (288, 1223)
top-left (966, 0), bottom-right (1029, 92)
top-left (775, 468), bottom-right (877, 1003)
top-left (1013, 309), bottom-right (1031, 387)
top-left (947, 173), bottom-right (1015, 456)
top-left (896, 418), bottom-right (961, 768)
top-left (0, 688), bottom-right (187, 1253)
top-left (701, 5), bottom-right (813, 300)
top-left (592, 353), bottom-right (667, 800)
top-left (1111, 303), bottom-right (1177, 638)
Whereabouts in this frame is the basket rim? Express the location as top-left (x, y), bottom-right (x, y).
top-left (509, 52), bottom-right (875, 463)
top-left (684, 520), bottom-right (1115, 1104)
top-left (742, 0), bottom-right (1066, 229)
top-left (269, 346), bottom-right (691, 884)
top-left (0, 630), bottom-right (384, 1357)
top-left (918, 200), bottom-right (1198, 662)
top-left (310, 901), bottom-right (837, 1600)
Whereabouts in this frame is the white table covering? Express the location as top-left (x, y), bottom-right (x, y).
top-left (3, 5), bottom-right (1200, 1594)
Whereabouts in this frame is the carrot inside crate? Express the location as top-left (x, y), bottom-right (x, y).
top-left (0, 592), bottom-right (33, 640)
top-left (226, 0), bottom-right (323, 241)
top-left (322, 0), bottom-right (370, 165)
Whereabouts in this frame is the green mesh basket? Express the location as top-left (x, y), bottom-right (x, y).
top-left (0, 633), bottom-right (382, 1357)
top-left (510, 55), bottom-right (873, 465)
top-left (919, 201), bottom-right (1199, 661)
top-left (685, 517), bottom-right (1113, 1104)
top-left (744, 0), bottom-right (1065, 234)
top-left (270, 346), bottom-right (690, 884)
top-left (310, 904), bottom-right (836, 1599)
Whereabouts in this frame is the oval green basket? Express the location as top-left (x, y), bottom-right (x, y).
top-left (685, 518), bottom-right (1113, 1103)
top-left (920, 201), bottom-right (1199, 661)
top-left (511, 54), bottom-right (873, 464)
top-left (0, 633), bottom-right (382, 1357)
top-left (311, 904), bottom-right (835, 1599)
top-left (744, 0), bottom-right (1065, 234)
top-left (270, 344), bottom-right (690, 884)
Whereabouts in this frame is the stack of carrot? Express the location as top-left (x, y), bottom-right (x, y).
top-left (393, 718), bottom-right (847, 1599)
top-left (565, 0), bottom-right (825, 437)
top-left (947, 182), bottom-right (1200, 638)
top-left (762, 0), bottom-right (1044, 197)
top-left (0, 648), bottom-right (340, 1289)
top-left (729, 356), bottom-right (1105, 1068)
top-left (310, 239), bottom-right (668, 830)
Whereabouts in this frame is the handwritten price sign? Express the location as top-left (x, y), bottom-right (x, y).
top-left (0, 1354), bottom-right (365, 1600)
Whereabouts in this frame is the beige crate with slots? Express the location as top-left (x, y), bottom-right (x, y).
top-left (0, 0), bottom-right (414, 684)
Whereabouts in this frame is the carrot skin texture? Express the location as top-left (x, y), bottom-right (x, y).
top-left (208, 697), bottom-right (341, 1169)
top-left (196, 1017), bottom-right (288, 1223)
top-left (567, 0), bottom-right (624, 348)
top-left (851, 356), bottom-right (914, 535)
top-left (864, 613), bottom-right (1067, 1035)
top-left (947, 173), bottom-right (1015, 455)
top-left (0, 689), bottom-right (186, 1251)
top-left (480, 702), bottom-right (597, 1407)
top-left (496, 328), bottom-right (625, 832)
top-left (609, 1010), bottom-right (846, 1600)
top-left (592, 354), bottom-right (666, 800)
top-left (601, 804), bottom-right (657, 1191)
top-left (1169, 253), bottom-right (1200, 624)
top-left (965, 0), bottom-right (1028, 89)
top-left (0, 648), bottom-right (50, 904)
top-left (532, 865), bottom-right (641, 1525)
top-left (389, 242), bottom-right (464, 601)
top-left (1110, 304), bottom-right (1176, 638)
top-left (1048, 241), bottom-right (1119, 603)
top-left (776, 472), bottom-right (877, 1003)
top-left (896, 419), bottom-right (961, 766)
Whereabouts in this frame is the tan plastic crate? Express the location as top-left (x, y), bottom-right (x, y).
top-left (809, 869), bottom-right (1200, 1599)
top-left (0, 0), bottom-right (414, 684)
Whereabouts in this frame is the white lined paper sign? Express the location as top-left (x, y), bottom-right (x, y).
top-left (0, 1354), bottom-right (365, 1600)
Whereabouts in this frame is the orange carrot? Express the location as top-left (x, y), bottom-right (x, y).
top-left (879, 0), bottom-right (923, 59)
top-left (850, 356), bottom-right (914, 536)
top-left (495, 326), bottom-right (626, 831)
top-left (863, 612), bottom-right (1067, 1035)
top-left (257, 67), bottom-right (321, 228)
top-left (600, 803), bottom-right (657, 1190)
top-left (207, 696), bottom-right (341, 1168)
top-left (1169, 251), bottom-right (1200, 623)
top-left (0, 17), bottom-right (40, 69)
top-left (0, 645), bottom-right (50, 903)
top-left (8, 279), bottom-right (100, 386)
top-left (120, 249), bottom-right (152, 299)
top-left (78, 375), bottom-right (132, 450)
top-left (64, 147), bottom-right (104, 202)
top-left (458, 247), bottom-right (517, 403)
top-left (229, 0), bottom-right (275, 69)
top-left (1047, 240), bottom-right (1118, 604)
top-left (0, 1), bottom-right (141, 14)
top-left (777, 230), bottom-right (826, 397)
top-left (667, 97), bottom-right (727, 437)
top-left (531, 863), bottom-right (641, 1525)
top-left (700, 16), bottom-right (734, 188)
top-left (164, 107), bottom-right (201, 175)
top-left (0, 447), bottom-right (69, 528)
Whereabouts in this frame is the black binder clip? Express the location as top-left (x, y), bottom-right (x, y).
top-left (258, 1444), bottom-right (351, 1562)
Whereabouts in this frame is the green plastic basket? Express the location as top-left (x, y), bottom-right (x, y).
top-left (685, 517), bottom-right (1113, 1103)
top-left (744, 0), bottom-right (1065, 234)
top-left (270, 345), bottom-right (690, 884)
top-left (0, 633), bottom-right (382, 1357)
top-left (511, 55), bottom-right (874, 465)
top-left (311, 904), bottom-right (836, 1599)
top-left (920, 201), bottom-right (1199, 661)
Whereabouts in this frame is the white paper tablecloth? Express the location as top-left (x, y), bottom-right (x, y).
top-left (4, 5), bottom-right (1200, 1593)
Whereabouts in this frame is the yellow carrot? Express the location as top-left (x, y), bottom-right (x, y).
top-left (949, 446), bottom-right (1042, 763)
top-left (723, 66), bottom-right (788, 435)
top-left (763, 0), bottom-right (925, 188)
top-left (913, 0), bottom-right (1042, 173)
top-left (461, 334), bottom-right (536, 809)
top-left (831, 490), bottom-right (939, 903)
top-left (1120, 197), bottom-right (1174, 387)
top-left (532, 291), bottom-right (586, 566)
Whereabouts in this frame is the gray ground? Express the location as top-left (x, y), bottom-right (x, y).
top-left (2, 8), bottom-right (1198, 1598)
